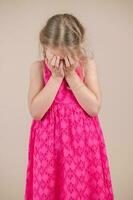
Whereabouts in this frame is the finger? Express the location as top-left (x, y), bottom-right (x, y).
top-left (59, 61), bottom-right (64, 75)
top-left (48, 54), bottom-right (54, 65)
top-left (68, 51), bottom-right (79, 69)
top-left (50, 55), bottom-right (57, 68)
top-left (55, 56), bottom-right (60, 68)
top-left (64, 56), bottom-right (70, 68)
top-left (59, 60), bottom-right (64, 69)
top-left (67, 55), bottom-right (75, 66)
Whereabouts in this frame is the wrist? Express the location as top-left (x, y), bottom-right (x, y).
top-left (51, 73), bottom-right (64, 82)
top-left (65, 70), bottom-right (76, 80)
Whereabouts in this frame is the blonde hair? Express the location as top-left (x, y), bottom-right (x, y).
top-left (39, 13), bottom-right (94, 70)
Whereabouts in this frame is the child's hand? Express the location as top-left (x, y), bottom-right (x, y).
top-left (46, 55), bottom-right (65, 79)
top-left (63, 55), bottom-right (79, 77)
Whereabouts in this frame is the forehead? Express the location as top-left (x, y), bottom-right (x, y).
top-left (46, 46), bottom-right (77, 59)
top-left (48, 46), bottom-right (69, 55)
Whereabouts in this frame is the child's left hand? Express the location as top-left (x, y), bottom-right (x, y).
top-left (62, 55), bottom-right (79, 77)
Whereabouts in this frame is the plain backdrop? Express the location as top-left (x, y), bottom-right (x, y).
top-left (0, 0), bottom-right (133, 199)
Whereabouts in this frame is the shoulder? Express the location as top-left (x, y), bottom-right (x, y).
top-left (83, 56), bottom-right (100, 84)
top-left (84, 57), bottom-right (97, 72)
top-left (30, 60), bottom-right (44, 73)
top-left (29, 60), bottom-right (44, 79)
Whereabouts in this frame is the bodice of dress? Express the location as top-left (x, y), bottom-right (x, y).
top-left (42, 59), bottom-right (85, 105)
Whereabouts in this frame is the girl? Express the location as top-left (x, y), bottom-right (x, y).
top-left (24, 13), bottom-right (114, 200)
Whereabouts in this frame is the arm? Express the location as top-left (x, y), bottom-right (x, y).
top-left (28, 61), bottom-right (63, 120)
top-left (65, 58), bottom-right (102, 116)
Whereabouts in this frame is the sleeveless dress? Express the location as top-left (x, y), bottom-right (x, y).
top-left (24, 59), bottom-right (114, 200)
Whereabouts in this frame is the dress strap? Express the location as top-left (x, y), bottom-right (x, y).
top-left (42, 59), bottom-right (52, 84)
top-left (41, 59), bottom-right (47, 84)
top-left (43, 58), bottom-right (51, 73)
top-left (75, 65), bottom-right (85, 82)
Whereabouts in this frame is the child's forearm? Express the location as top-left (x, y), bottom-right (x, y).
top-left (65, 71), bottom-right (100, 116)
top-left (30, 75), bottom-right (63, 120)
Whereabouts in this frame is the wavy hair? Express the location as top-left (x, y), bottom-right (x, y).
top-left (39, 13), bottom-right (94, 72)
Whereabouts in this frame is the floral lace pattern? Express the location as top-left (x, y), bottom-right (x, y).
top-left (24, 59), bottom-right (114, 200)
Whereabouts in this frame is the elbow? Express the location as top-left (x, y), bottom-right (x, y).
top-left (32, 115), bottom-right (42, 120)
top-left (29, 103), bottom-right (43, 120)
top-left (89, 101), bottom-right (101, 117)
top-left (30, 112), bottom-right (42, 120)
top-left (29, 108), bottom-right (43, 121)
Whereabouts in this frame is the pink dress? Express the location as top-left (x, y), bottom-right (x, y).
top-left (24, 59), bottom-right (114, 200)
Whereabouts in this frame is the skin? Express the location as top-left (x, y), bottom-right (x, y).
top-left (28, 47), bottom-right (102, 120)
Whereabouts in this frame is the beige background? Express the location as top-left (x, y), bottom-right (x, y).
top-left (0, 0), bottom-right (133, 199)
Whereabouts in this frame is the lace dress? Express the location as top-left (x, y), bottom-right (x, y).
top-left (24, 59), bottom-right (114, 200)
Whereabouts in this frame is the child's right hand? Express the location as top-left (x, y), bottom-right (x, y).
top-left (46, 55), bottom-right (65, 79)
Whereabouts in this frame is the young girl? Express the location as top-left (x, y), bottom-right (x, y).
top-left (24, 13), bottom-right (114, 200)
